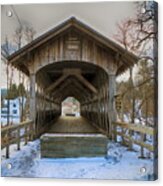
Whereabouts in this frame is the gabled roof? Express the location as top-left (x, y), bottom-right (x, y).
top-left (7, 17), bottom-right (138, 71)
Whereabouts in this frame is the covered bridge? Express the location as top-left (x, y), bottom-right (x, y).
top-left (4, 17), bottom-right (141, 158)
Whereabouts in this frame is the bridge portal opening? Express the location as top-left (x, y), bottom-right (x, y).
top-left (61, 97), bottom-right (80, 117)
top-left (36, 61), bottom-right (111, 136)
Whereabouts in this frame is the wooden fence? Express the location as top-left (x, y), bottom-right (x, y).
top-left (113, 121), bottom-right (155, 158)
top-left (1, 120), bottom-right (34, 158)
top-left (1, 119), bottom-right (155, 159)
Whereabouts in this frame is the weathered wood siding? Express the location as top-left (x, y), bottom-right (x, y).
top-left (29, 30), bottom-right (116, 74)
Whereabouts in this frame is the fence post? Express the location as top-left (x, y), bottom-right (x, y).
top-left (121, 127), bottom-right (125, 145)
top-left (139, 133), bottom-right (146, 158)
top-left (6, 130), bottom-right (10, 158)
top-left (128, 129), bottom-right (133, 151)
top-left (113, 123), bottom-right (117, 142)
top-left (25, 124), bottom-right (28, 145)
top-left (17, 127), bottom-right (20, 150)
top-left (30, 121), bottom-right (34, 141)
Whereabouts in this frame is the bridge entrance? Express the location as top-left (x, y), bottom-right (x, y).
top-left (36, 60), bottom-right (110, 137)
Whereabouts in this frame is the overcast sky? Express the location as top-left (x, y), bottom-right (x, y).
top-left (1, 2), bottom-right (136, 42)
top-left (1, 2), bottom-right (137, 88)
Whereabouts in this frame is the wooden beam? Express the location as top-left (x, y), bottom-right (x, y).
top-left (71, 78), bottom-right (92, 96)
top-left (75, 74), bottom-right (97, 94)
top-left (54, 84), bottom-right (85, 103)
top-left (52, 78), bottom-right (90, 101)
top-left (47, 69), bottom-right (95, 74)
top-left (45, 68), bottom-right (97, 95)
top-left (63, 68), bottom-right (81, 75)
top-left (45, 74), bottom-right (68, 93)
top-left (114, 131), bottom-right (154, 152)
top-left (113, 122), bottom-right (154, 136)
top-left (52, 78), bottom-right (71, 98)
top-left (45, 68), bottom-right (80, 93)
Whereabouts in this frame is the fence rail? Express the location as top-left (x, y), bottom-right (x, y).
top-left (1, 120), bottom-right (34, 158)
top-left (113, 121), bottom-right (155, 157)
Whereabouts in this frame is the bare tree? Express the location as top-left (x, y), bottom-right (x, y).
top-left (2, 24), bottom-right (36, 124)
top-left (13, 24), bottom-right (36, 121)
top-left (134, 1), bottom-right (158, 48)
top-left (114, 1), bottom-right (157, 126)
top-left (13, 26), bottom-right (23, 50)
top-left (13, 24), bottom-right (36, 49)
top-left (114, 20), bottom-right (138, 123)
top-left (24, 26), bottom-right (36, 43)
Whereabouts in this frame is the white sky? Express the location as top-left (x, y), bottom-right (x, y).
top-left (1, 2), bottom-right (136, 42)
top-left (1, 2), bottom-right (137, 88)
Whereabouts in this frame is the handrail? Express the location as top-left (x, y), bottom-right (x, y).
top-left (1, 120), bottom-right (33, 133)
top-left (113, 122), bottom-right (154, 135)
top-left (1, 120), bottom-right (34, 158)
top-left (112, 121), bottom-right (155, 157)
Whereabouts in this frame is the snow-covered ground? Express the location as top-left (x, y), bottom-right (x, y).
top-left (1, 140), bottom-right (155, 180)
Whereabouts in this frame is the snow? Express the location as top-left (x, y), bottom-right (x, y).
top-left (1, 142), bottom-right (25, 161)
top-left (1, 117), bottom-right (20, 126)
top-left (1, 139), bottom-right (155, 180)
top-left (41, 133), bottom-right (106, 138)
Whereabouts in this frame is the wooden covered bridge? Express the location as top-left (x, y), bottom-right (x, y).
top-left (2, 17), bottom-right (154, 158)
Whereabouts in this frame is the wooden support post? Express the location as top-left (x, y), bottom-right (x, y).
top-left (29, 73), bottom-right (36, 137)
top-left (108, 74), bottom-right (117, 140)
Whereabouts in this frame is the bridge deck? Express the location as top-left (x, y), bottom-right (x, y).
top-left (42, 116), bottom-right (106, 158)
top-left (48, 116), bottom-right (100, 134)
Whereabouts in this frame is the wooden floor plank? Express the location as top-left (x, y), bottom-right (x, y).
top-left (48, 116), bottom-right (100, 134)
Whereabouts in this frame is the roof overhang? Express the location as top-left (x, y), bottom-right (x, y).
top-left (7, 17), bottom-right (139, 75)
